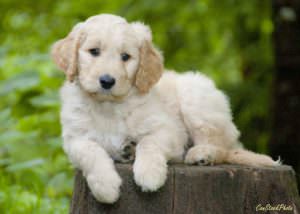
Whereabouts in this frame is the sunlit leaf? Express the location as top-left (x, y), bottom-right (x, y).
top-left (29, 92), bottom-right (59, 108)
top-left (6, 158), bottom-right (45, 172)
top-left (0, 71), bottom-right (40, 95)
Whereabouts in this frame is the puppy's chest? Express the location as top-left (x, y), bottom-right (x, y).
top-left (90, 104), bottom-right (129, 152)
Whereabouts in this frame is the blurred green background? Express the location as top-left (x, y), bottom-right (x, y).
top-left (0, 0), bottom-right (275, 213)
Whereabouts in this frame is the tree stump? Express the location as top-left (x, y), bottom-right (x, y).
top-left (70, 164), bottom-right (300, 214)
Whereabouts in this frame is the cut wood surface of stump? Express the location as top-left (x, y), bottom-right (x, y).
top-left (70, 164), bottom-right (300, 214)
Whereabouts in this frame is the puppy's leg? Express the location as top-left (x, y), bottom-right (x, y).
top-left (133, 131), bottom-right (185, 192)
top-left (175, 72), bottom-right (241, 165)
top-left (119, 138), bottom-right (136, 163)
top-left (63, 140), bottom-right (122, 204)
top-left (184, 123), bottom-right (237, 165)
top-left (133, 140), bottom-right (167, 192)
top-left (185, 143), bottom-right (228, 165)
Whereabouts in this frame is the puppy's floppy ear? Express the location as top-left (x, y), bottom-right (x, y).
top-left (51, 23), bottom-right (84, 82)
top-left (131, 22), bottom-right (164, 93)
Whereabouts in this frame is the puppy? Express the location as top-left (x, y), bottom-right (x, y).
top-left (51, 14), bottom-right (279, 204)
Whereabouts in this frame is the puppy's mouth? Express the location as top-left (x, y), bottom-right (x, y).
top-left (99, 87), bottom-right (113, 94)
top-left (89, 88), bottom-right (129, 102)
top-left (78, 80), bottom-right (131, 102)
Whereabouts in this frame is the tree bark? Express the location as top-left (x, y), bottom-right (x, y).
top-left (70, 164), bottom-right (299, 214)
top-left (271, 0), bottom-right (300, 187)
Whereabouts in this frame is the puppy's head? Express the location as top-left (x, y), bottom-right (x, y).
top-left (52, 14), bottom-right (163, 101)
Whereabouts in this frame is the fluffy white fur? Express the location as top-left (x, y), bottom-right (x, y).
top-left (52, 14), bottom-right (279, 204)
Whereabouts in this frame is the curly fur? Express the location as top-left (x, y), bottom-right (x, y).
top-left (51, 14), bottom-right (279, 204)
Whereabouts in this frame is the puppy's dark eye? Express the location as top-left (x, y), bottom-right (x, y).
top-left (121, 53), bottom-right (131, 61)
top-left (89, 48), bottom-right (100, 56)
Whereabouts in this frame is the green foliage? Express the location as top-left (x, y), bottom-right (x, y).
top-left (0, 0), bottom-right (273, 213)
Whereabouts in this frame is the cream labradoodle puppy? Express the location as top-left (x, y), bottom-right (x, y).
top-left (51, 14), bottom-right (279, 204)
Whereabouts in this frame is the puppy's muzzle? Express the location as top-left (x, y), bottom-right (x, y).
top-left (99, 74), bottom-right (115, 90)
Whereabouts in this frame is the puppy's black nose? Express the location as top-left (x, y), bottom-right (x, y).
top-left (99, 74), bottom-right (115, 89)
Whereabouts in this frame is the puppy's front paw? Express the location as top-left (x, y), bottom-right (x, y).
top-left (133, 155), bottom-right (167, 192)
top-left (119, 140), bottom-right (136, 163)
top-left (86, 169), bottom-right (122, 204)
top-left (185, 145), bottom-right (217, 166)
